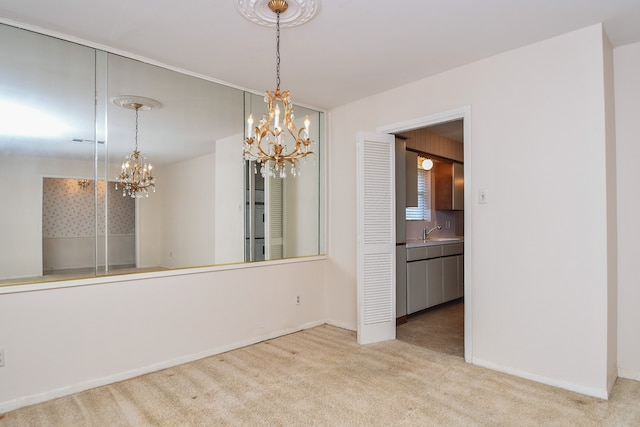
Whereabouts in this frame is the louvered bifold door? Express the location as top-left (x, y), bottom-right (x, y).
top-left (265, 175), bottom-right (284, 260)
top-left (356, 132), bottom-right (396, 344)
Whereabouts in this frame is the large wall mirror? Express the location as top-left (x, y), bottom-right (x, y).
top-left (0, 23), bottom-right (325, 286)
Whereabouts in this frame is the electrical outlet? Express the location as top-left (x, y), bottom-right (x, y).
top-left (0, 348), bottom-right (5, 367)
top-left (296, 296), bottom-right (301, 305)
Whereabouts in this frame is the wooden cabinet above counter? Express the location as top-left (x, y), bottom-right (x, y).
top-left (434, 161), bottom-right (464, 211)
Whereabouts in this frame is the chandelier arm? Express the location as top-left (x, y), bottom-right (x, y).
top-left (295, 128), bottom-right (311, 150)
top-left (296, 126), bottom-right (307, 141)
top-left (284, 150), bottom-right (313, 161)
top-left (253, 138), bottom-right (272, 159)
top-left (247, 121), bottom-right (277, 160)
top-left (284, 127), bottom-right (302, 153)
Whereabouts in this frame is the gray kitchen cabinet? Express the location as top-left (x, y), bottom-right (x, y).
top-left (395, 138), bottom-right (407, 319)
top-left (406, 242), bottom-right (464, 314)
top-left (457, 254), bottom-right (464, 298)
top-left (396, 246), bottom-right (407, 317)
top-left (427, 258), bottom-right (444, 308)
top-left (407, 259), bottom-right (427, 314)
top-left (442, 243), bottom-right (463, 302)
top-left (395, 139), bottom-right (406, 243)
top-left (442, 255), bottom-right (459, 302)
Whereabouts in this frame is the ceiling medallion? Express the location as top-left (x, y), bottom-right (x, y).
top-left (236, 0), bottom-right (319, 28)
top-left (111, 95), bottom-right (163, 111)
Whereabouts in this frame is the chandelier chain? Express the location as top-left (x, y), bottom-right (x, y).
top-left (134, 106), bottom-right (139, 151)
top-left (276, 10), bottom-right (281, 91)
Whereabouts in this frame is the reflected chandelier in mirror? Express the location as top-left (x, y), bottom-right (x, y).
top-left (112, 96), bottom-right (162, 198)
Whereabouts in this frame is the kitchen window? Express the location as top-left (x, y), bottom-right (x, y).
top-left (406, 167), bottom-right (431, 221)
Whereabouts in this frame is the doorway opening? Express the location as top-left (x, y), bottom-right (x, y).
top-left (376, 106), bottom-right (471, 362)
top-left (396, 120), bottom-right (465, 358)
top-left (42, 177), bottom-right (136, 279)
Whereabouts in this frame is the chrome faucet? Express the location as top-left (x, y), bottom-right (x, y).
top-left (423, 225), bottom-right (441, 240)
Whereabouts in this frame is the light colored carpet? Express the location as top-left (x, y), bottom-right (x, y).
top-left (1, 324), bottom-right (639, 426)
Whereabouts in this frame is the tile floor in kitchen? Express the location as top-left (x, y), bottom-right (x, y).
top-left (396, 298), bottom-right (464, 358)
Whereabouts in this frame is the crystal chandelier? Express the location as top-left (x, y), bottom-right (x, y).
top-left (77, 179), bottom-right (90, 190)
top-left (243, 0), bottom-right (314, 178)
top-left (114, 100), bottom-right (156, 198)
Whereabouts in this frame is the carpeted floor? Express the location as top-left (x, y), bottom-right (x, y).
top-left (1, 323), bottom-right (639, 426)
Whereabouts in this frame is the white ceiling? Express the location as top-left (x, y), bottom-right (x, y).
top-left (1, 0), bottom-right (639, 110)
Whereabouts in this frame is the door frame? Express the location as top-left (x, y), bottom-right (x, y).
top-left (377, 105), bottom-right (473, 363)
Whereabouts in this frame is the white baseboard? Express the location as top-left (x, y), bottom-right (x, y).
top-left (608, 368), bottom-right (618, 396)
top-left (0, 319), bottom-right (327, 414)
top-left (325, 319), bottom-right (356, 332)
top-left (618, 367), bottom-right (640, 382)
top-left (472, 357), bottom-right (609, 400)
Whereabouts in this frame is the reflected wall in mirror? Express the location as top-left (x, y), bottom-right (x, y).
top-left (42, 178), bottom-right (135, 276)
top-left (0, 22), bottom-right (325, 287)
top-left (0, 23), bottom-right (96, 284)
top-left (105, 53), bottom-right (246, 270)
top-left (244, 93), bottom-right (323, 263)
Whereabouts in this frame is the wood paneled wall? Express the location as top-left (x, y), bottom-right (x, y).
top-left (400, 128), bottom-right (463, 162)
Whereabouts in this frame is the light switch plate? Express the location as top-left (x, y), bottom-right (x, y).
top-left (479, 189), bottom-right (489, 204)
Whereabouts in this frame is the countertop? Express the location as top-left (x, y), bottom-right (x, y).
top-left (406, 237), bottom-right (464, 248)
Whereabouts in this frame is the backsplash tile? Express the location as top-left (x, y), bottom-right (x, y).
top-left (405, 210), bottom-right (464, 241)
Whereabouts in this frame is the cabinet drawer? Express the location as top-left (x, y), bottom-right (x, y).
top-left (442, 243), bottom-right (463, 256)
top-left (407, 245), bottom-right (442, 261)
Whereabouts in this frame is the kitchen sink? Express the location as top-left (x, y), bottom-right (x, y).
top-left (427, 237), bottom-right (463, 242)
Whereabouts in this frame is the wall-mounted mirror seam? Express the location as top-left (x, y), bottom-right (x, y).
top-left (0, 22), bottom-right (325, 287)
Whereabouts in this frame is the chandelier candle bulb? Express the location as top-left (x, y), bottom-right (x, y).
top-left (274, 104), bottom-right (280, 130)
top-left (247, 114), bottom-right (254, 137)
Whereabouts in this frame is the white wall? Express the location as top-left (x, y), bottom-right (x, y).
top-left (326, 24), bottom-right (615, 397)
top-left (602, 32), bottom-right (618, 393)
top-left (614, 41), bottom-right (640, 381)
top-left (214, 134), bottom-right (245, 265)
top-left (0, 154), bottom-right (93, 280)
top-left (41, 178), bottom-right (137, 271)
top-left (0, 259), bottom-right (326, 411)
top-left (42, 236), bottom-right (135, 271)
top-left (159, 153), bottom-right (216, 268)
top-left (137, 147), bottom-right (248, 269)
top-left (138, 168), bottom-right (165, 268)
top-left (283, 154), bottom-right (320, 258)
